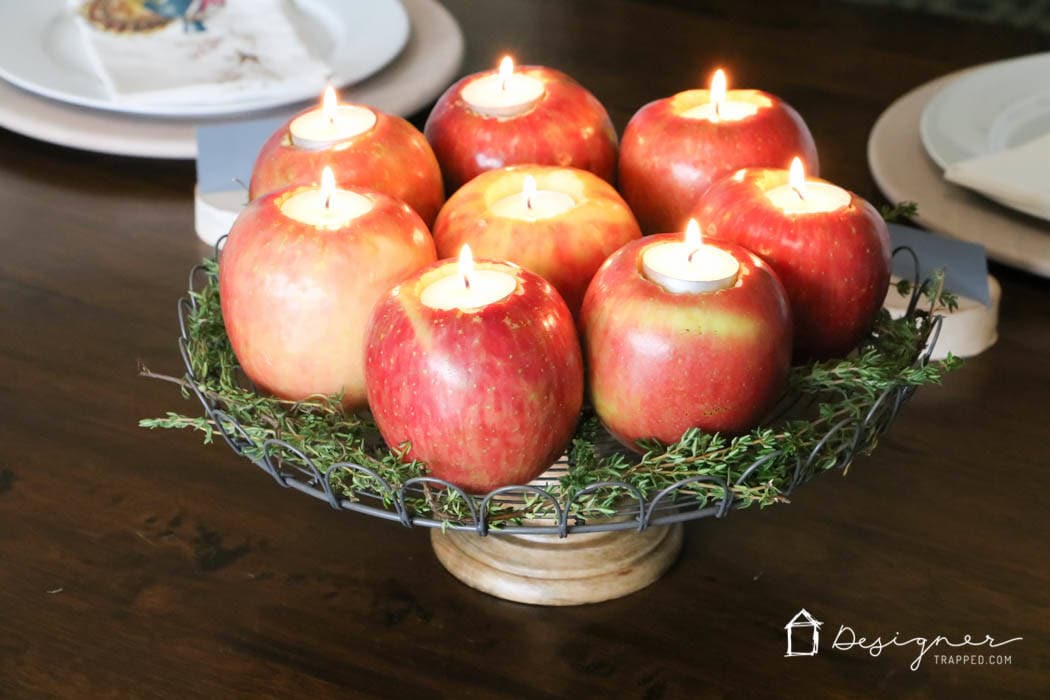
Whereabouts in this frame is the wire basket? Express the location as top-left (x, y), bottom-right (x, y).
top-left (173, 244), bottom-right (942, 539)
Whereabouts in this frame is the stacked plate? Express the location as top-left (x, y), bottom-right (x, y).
top-left (869, 53), bottom-right (1050, 278)
top-left (0, 0), bottom-right (464, 158)
top-left (920, 53), bottom-right (1050, 221)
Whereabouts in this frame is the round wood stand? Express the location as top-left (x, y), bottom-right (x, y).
top-left (431, 524), bottom-right (683, 606)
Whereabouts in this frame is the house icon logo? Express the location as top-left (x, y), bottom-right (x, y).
top-left (785, 608), bottom-right (823, 657)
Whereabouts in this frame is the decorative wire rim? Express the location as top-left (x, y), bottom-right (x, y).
top-left (177, 238), bottom-right (942, 538)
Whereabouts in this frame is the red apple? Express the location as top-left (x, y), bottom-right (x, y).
top-left (431, 165), bottom-right (641, 317)
top-left (692, 166), bottom-right (891, 359)
top-left (581, 234), bottom-right (792, 447)
top-left (619, 88), bottom-right (817, 234)
top-left (249, 105), bottom-right (444, 226)
top-left (220, 183), bottom-right (436, 410)
top-left (365, 259), bottom-right (584, 493)
top-left (424, 64), bottom-right (617, 193)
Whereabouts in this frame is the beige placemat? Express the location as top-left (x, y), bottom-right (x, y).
top-left (868, 72), bottom-right (1050, 278)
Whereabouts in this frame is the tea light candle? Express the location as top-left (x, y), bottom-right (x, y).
top-left (642, 219), bottom-right (740, 294)
top-left (488, 174), bottom-right (577, 220)
top-left (460, 56), bottom-right (546, 118)
top-left (420, 245), bottom-right (518, 310)
top-left (680, 69), bottom-right (764, 122)
top-left (280, 166), bottom-right (374, 228)
top-left (764, 157), bottom-right (850, 214)
top-left (289, 86), bottom-right (378, 150)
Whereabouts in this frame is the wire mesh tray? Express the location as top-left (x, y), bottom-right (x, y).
top-left (172, 246), bottom-right (942, 538)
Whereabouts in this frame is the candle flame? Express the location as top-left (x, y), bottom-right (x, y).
top-left (788, 156), bottom-right (807, 200)
top-left (321, 166), bottom-right (336, 210)
top-left (498, 55), bottom-right (514, 92)
top-left (459, 244), bottom-right (474, 290)
top-left (710, 68), bottom-right (727, 120)
top-left (522, 174), bottom-right (537, 210)
top-left (685, 219), bottom-right (702, 262)
top-left (322, 86), bottom-right (338, 125)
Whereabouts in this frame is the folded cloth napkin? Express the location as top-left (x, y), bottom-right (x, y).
top-left (944, 132), bottom-right (1050, 218)
top-left (72, 0), bottom-right (330, 107)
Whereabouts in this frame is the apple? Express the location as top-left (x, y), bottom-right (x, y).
top-left (431, 165), bottom-right (641, 317)
top-left (581, 234), bottom-right (792, 448)
top-left (364, 258), bottom-right (584, 493)
top-left (619, 86), bottom-right (817, 234)
top-left (249, 105), bottom-right (444, 226)
top-left (220, 181), bottom-right (436, 411)
top-left (424, 64), bottom-right (617, 193)
top-left (692, 165), bottom-right (891, 359)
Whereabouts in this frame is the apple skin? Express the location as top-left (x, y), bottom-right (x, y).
top-left (580, 235), bottom-right (792, 448)
top-left (249, 106), bottom-right (444, 226)
top-left (364, 260), bottom-right (584, 493)
top-left (431, 165), bottom-right (642, 317)
top-left (220, 185), bottom-right (436, 411)
top-left (424, 66), bottom-right (618, 193)
top-left (619, 89), bottom-right (818, 234)
top-left (692, 168), bottom-right (891, 359)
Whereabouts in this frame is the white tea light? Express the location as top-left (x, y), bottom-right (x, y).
top-left (642, 220), bottom-right (740, 294)
top-left (421, 245), bottom-right (517, 310)
top-left (489, 175), bottom-right (577, 220)
top-left (289, 86), bottom-right (377, 150)
top-left (280, 166), bottom-right (374, 228)
top-left (461, 56), bottom-right (545, 118)
top-left (680, 68), bottom-right (760, 122)
top-left (765, 157), bottom-right (850, 214)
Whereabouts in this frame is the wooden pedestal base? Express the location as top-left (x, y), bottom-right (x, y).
top-left (431, 524), bottom-right (683, 606)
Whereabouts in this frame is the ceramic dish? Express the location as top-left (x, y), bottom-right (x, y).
top-left (0, 0), bottom-right (463, 159)
top-left (0, 0), bottom-right (409, 118)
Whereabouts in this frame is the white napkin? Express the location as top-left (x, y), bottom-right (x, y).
top-left (71, 0), bottom-right (330, 107)
top-left (944, 132), bottom-right (1050, 217)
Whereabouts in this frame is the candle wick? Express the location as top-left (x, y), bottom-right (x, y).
top-left (792, 186), bottom-right (805, 201)
top-left (714, 100), bottom-right (721, 121)
top-left (500, 77), bottom-right (508, 93)
top-left (324, 193), bottom-right (332, 210)
top-left (526, 195), bottom-right (533, 211)
top-left (687, 247), bottom-right (700, 263)
top-left (462, 274), bottom-right (471, 290)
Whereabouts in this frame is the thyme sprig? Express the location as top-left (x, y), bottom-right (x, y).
top-left (141, 258), bottom-right (961, 527)
top-left (880, 200), bottom-right (919, 222)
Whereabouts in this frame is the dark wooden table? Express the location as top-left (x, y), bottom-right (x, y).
top-left (2, 1), bottom-right (1048, 697)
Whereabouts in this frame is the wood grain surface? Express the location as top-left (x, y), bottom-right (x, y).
top-left (1, 0), bottom-right (1048, 697)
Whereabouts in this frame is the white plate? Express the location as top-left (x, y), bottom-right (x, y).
top-left (0, 0), bottom-right (463, 159)
top-left (869, 72), bottom-right (1050, 279)
top-left (919, 52), bottom-right (1050, 219)
top-left (0, 0), bottom-right (409, 118)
